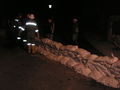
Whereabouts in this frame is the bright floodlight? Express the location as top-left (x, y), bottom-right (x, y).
top-left (48, 4), bottom-right (52, 8)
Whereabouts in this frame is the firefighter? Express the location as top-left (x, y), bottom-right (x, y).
top-left (15, 14), bottom-right (24, 47)
top-left (8, 13), bottom-right (23, 47)
top-left (72, 18), bottom-right (79, 44)
top-left (20, 13), bottom-right (39, 54)
top-left (46, 18), bottom-right (55, 40)
top-left (13, 14), bottom-right (23, 36)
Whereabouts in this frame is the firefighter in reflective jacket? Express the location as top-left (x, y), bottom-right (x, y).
top-left (19, 13), bottom-right (39, 54)
top-left (13, 14), bottom-right (23, 40)
top-left (15, 15), bottom-right (24, 47)
top-left (8, 14), bottom-right (24, 46)
top-left (13, 14), bottom-right (23, 29)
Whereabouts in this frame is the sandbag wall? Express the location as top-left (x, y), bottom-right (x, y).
top-left (36, 38), bottom-right (120, 88)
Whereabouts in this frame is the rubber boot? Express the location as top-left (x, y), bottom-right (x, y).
top-left (31, 45), bottom-right (35, 54)
top-left (27, 45), bottom-right (31, 54)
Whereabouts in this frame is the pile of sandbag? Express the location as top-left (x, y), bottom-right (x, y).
top-left (35, 38), bottom-right (120, 88)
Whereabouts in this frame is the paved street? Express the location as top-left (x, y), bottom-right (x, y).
top-left (0, 36), bottom-right (118, 90)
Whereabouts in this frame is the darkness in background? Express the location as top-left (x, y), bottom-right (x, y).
top-left (1, 0), bottom-right (120, 42)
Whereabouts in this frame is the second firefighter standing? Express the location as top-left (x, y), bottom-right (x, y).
top-left (46, 18), bottom-right (55, 40)
top-left (72, 18), bottom-right (79, 44)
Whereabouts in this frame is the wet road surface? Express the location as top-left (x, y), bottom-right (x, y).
top-left (0, 40), bottom-right (119, 90)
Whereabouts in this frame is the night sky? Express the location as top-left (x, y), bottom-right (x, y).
top-left (1, 0), bottom-right (120, 34)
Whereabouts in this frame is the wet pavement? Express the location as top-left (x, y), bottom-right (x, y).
top-left (84, 31), bottom-right (120, 59)
top-left (0, 37), bottom-right (119, 90)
